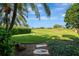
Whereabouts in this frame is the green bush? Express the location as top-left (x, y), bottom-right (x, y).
top-left (0, 28), bottom-right (13, 56)
top-left (48, 40), bottom-right (79, 56)
top-left (12, 28), bottom-right (31, 35)
top-left (53, 24), bottom-right (63, 28)
top-left (0, 26), bottom-right (31, 35)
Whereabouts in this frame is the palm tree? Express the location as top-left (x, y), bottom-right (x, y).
top-left (0, 3), bottom-right (51, 30)
top-left (0, 3), bottom-right (51, 55)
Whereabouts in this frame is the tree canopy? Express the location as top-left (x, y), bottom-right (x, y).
top-left (64, 3), bottom-right (79, 28)
top-left (0, 3), bottom-right (51, 30)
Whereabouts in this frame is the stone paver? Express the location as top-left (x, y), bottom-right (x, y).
top-left (33, 44), bottom-right (49, 56)
top-left (33, 49), bottom-right (49, 55)
top-left (36, 44), bottom-right (47, 48)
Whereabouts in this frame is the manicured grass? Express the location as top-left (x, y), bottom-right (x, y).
top-left (12, 34), bottom-right (49, 43)
top-left (12, 28), bottom-right (79, 43)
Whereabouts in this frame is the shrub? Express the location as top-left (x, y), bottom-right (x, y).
top-left (48, 39), bottom-right (79, 56)
top-left (0, 28), bottom-right (13, 56)
top-left (12, 28), bottom-right (31, 35)
top-left (0, 26), bottom-right (31, 35)
top-left (53, 24), bottom-right (63, 28)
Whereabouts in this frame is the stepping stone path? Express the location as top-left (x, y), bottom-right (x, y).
top-left (15, 43), bottom-right (49, 56)
top-left (33, 44), bottom-right (49, 56)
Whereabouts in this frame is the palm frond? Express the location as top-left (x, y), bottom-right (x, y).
top-left (23, 3), bottom-right (28, 17)
top-left (18, 14), bottom-right (26, 24)
top-left (16, 18), bottom-right (22, 26)
top-left (0, 3), bottom-right (51, 28)
top-left (30, 3), bottom-right (40, 19)
top-left (42, 3), bottom-right (51, 16)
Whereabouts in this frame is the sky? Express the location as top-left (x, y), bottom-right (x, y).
top-left (26, 3), bottom-right (72, 28)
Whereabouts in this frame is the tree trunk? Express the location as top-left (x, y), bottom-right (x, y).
top-left (5, 13), bottom-right (9, 30)
top-left (76, 28), bottom-right (79, 34)
top-left (9, 3), bottom-right (18, 30)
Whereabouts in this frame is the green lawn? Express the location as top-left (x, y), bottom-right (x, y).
top-left (12, 28), bottom-right (79, 43)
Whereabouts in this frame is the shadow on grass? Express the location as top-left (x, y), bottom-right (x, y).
top-left (62, 34), bottom-right (79, 45)
top-left (63, 34), bottom-right (79, 40)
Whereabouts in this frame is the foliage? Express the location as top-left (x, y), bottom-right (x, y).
top-left (64, 3), bottom-right (79, 28)
top-left (53, 24), bottom-right (63, 28)
top-left (0, 28), bottom-right (13, 56)
top-left (12, 28), bottom-right (31, 35)
top-left (0, 3), bottom-right (51, 56)
top-left (48, 39), bottom-right (79, 56)
top-left (0, 3), bottom-right (51, 29)
top-left (0, 26), bottom-right (31, 35)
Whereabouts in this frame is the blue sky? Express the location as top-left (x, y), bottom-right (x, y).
top-left (26, 3), bottom-right (72, 28)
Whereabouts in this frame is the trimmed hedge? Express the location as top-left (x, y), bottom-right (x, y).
top-left (0, 27), bottom-right (31, 35)
top-left (12, 28), bottom-right (31, 35)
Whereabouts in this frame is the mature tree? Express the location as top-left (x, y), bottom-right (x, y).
top-left (64, 3), bottom-right (79, 28)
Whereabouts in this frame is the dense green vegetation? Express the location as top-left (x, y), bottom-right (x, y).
top-left (0, 27), bottom-right (31, 35)
top-left (0, 28), bottom-right (13, 55)
top-left (65, 3), bottom-right (79, 28)
top-left (12, 28), bottom-right (31, 35)
top-left (48, 38), bottom-right (79, 56)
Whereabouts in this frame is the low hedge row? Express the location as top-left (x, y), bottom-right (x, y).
top-left (12, 28), bottom-right (31, 35)
top-left (0, 27), bottom-right (31, 35)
